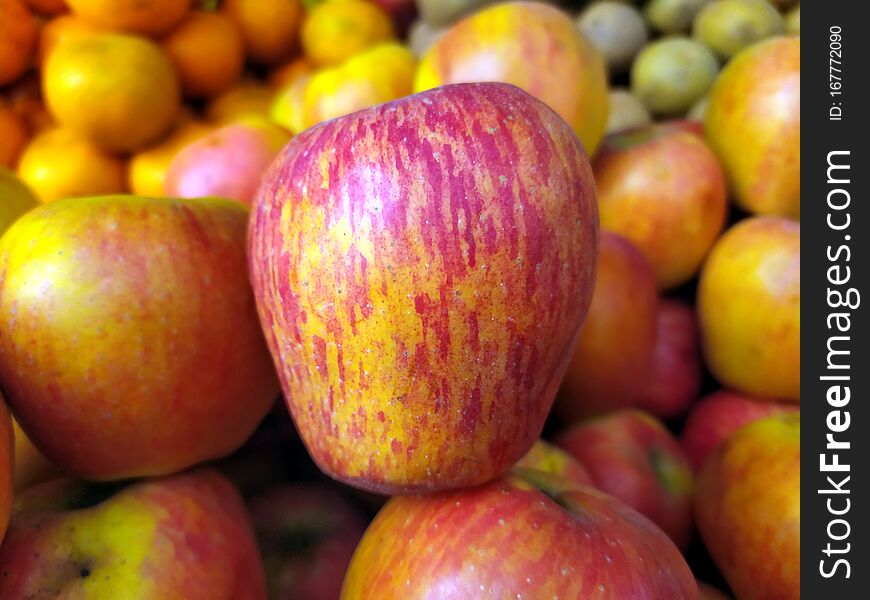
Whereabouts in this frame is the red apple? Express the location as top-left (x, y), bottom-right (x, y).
top-left (594, 123), bottom-right (728, 289)
top-left (704, 37), bottom-right (800, 218)
top-left (0, 195), bottom-right (279, 480)
top-left (555, 409), bottom-right (694, 548)
top-left (0, 468), bottom-right (267, 598)
top-left (165, 119), bottom-right (290, 206)
top-left (681, 390), bottom-right (798, 472)
top-left (637, 299), bottom-right (703, 419)
top-left (249, 82), bottom-right (599, 494)
top-left (697, 216), bottom-right (800, 400)
top-left (515, 439), bottom-right (594, 487)
top-left (695, 413), bottom-right (800, 600)
top-left (248, 484), bottom-right (368, 600)
top-left (341, 470), bottom-right (698, 598)
top-left (415, 1), bottom-right (609, 155)
top-left (556, 232), bottom-right (657, 421)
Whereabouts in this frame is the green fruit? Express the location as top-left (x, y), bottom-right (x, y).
top-left (631, 36), bottom-right (719, 115)
top-left (578, 1), bottom-right (648, 74)
top-left (416, 0), bottom-right (491, 27)
top-left (687, 94), bottom-right (709, 121)
top-left (693, 0), bottom-right (785, 60)
top-left (645, 0), bottom-right (710, 34)
top-left (785, 5), bottom-right (799, 35)
top-left (408, 19), bottom-right (447, 57)
top-left (605, 89), bottom-right (652, 133)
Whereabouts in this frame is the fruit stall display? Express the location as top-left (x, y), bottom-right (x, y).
top-left (0, 0), bottom-right (799, 598)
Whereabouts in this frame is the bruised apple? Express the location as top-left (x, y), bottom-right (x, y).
top-left (341, 470), bottom-right (698, 599)
top-left (415, 2), bottom-right (609, 154)
top-left (0, 195), bottom-right (279, 480)
top-left (249, 82), bottom-right (599, 494)
top-left (556, 232), bottom-right (657, 421)
top-left (0, 468), bottom-right (267, 598)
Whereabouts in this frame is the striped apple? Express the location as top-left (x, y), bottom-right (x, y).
top-left (249, 82), bottom-right (598, 494)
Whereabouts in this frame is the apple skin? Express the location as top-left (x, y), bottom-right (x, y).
top-left (0, 468), bottom-right (267, 598)
top-left (165, 119), bottom-right (290, 206)
top-left (637, 299), bottom-right (703, 420)
top-left (695, 413), bottom-right (800, 600)
top-left (248, 484), bottom-right (369, 600)
top-left (556, 232), bottom-right (657, 421)
top-left (594, 123), bottom-right (728, 289)
top-left (0, 195), bottom-right (280, 480)
top-left (555, 409), bottom-right (694, 549)
top-left (681, 390), bottom-right (798, 472)
top-left (704, 37), bottom-right (800, 218)
top-left (0, 396), bottom-right (10, 542)
top-left (249, 82), bottom-right (598, 494)
top-left (341, 470), bottom-right (698, 599)
top-left (515, 439), bottom-right (594, 487)
top-left (415, 1), bottom-right (609, 155)
top-left (697, 216), bottom-right (800, 401)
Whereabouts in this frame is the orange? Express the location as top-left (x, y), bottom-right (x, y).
top-left (66, 0), bottom-right (193, 37)
top-left (162, 11), bottom-right (245, 99)
top-left (0, 100), bottom-right (28, 168)
top-left (43, 32), bottom-right (181, 153)
top-left (222, 0), bottom-right (304, 65)
top-left (0, 0), bottom-right (38, 86)
top-left (128, 117), bottom-right (212, 196)
top-left (17, 127), bottom-right (126, 203)
top-left (268, 56), bottom-right (314, 90)
top-left (38, 13), bottom-right (105, 65)
top-left (24, 0), bottom-right (67, 15)
top-left (301, 0), bottom-right (394, 66)
top-left (206, 79), bottom-right (274, 124)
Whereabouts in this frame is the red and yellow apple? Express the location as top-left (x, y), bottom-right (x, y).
top-left (414, 1), bottom-right (609, 155)
top-left (341, 470), bottom-right (698, 598)
top-left (165, 119), bottom-right (290, 206)
top-left (594, 123), bottom-right (728, 289)
top-left (515, 439), bottom-right (594, 487)
top-left (556, 232), bottom-right (657, 421)
top-left (697, 216), bottom-right (800, 400)
top-left (681, 390), bottom-right (798, 472)
top-left (637, 299), bottom-right (703, 419)
top-left (555, 409), bottom-right (694, 548)
top-left (695, 413), bottom-right (800, 600)
top-left (249, 82), bottom-right (599, 494)
top-left (248, 484), bottom-right (369, 600)
top-left (0, 195), bottom-right (279, 480)
top-left (705, 36), bottom-right (800, 218)
top-left (0, 468), bottom-right (267, 598)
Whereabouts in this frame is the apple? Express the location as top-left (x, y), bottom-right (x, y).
top-left (248, 484), bottom-right (369, 600)
top-left (555, 409), bottom-right (694, 548)
top-left (165, 119), bottom-right (290, 206)
top-left (249, 82), bottom-right (599, 494)
top-left (704, 36), bottom-right (800, 218)
top-left (697, 216), bottom-right (800, 400)
top-left (681, 390), bottom-right (798, 472)
top-left (341, 469), bottom-right (698, 598)
top-left (0, 167), bottom-right (39, 236)
top-left (11, 417), bottom-right (60, 493)
top-left (0, 468), bottom-right (267, 598)
top-left (0, 195), bottom-right (279, 480)
top-left (415, 1), bottom-right (609, 155)
top-left (415, 0), bottom-right (491, 27)
top-left (515, 439), bottom-right (594, 487)
top-left (0, 395), bottom-right (10, 542)
top-left (556, 231), bottom-right (657, 421)
top-left (698, 582), bottom-right (733, 600)
top-left (637, 299), bottom-right (703, 419)
top-left (594, 123), bottom-right (728, 289)
top-left (695, 413), bottom-right (800, 600)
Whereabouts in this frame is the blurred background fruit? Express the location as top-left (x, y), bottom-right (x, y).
top-left (692, 0), bottom-right (784, 60)
top-left (577, 0), bottom-right (648, 74)
top-left (605, 88), bottom-right (652, 133)
top-left (66, 0), bottom-right (193, 37)
top-left (645, 0), bottom-right (710, 34)
top-left (0, 0), bottom-right (38, 87)
top-left (301, 0), bottom-right (394, 66)
top-left (631, 36), bottom-right (719, 115)
top-left (222, 0), bottom-right (304, 66)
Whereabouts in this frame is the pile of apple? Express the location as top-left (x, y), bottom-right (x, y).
top-left (0, 0), bottom-right (799, 598)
